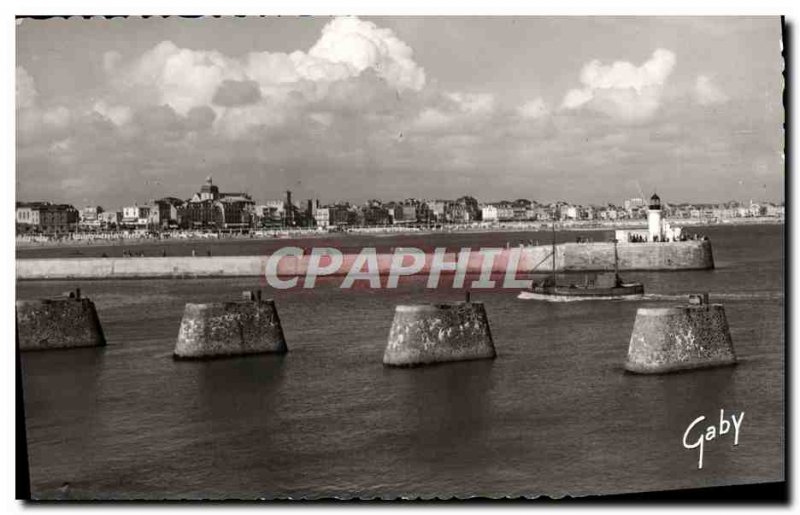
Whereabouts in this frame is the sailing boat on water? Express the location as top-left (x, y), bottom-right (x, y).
top-left (517, 225), bottom-right (644, 301)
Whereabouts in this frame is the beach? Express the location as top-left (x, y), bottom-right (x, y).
top-left (15, 217), bottom-right (784, 253)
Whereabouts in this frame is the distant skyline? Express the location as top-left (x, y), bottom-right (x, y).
top-left (16, 16), bottom-right (784, 207)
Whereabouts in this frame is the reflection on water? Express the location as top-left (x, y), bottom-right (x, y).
top-left (17, 224), bottom-right (784, 499)
top-left (389, 360), bottom-right (494, 464)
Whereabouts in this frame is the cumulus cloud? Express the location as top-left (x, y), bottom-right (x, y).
top-left (412, 92), bottom-right (496, 132)
top-left (561, 48), bottom-right (677, 122)
top-left (694, 75), bottom-right (729, 106)
top-left (122, 40), bottom-right (247, 116)
top-left (446, 92), bottom-right (495, 115)
top-left (309, 112), bottom-right (334, 127)
top-left (414, 108), bottom-right (454, 131)
top-left (133, 104), bottom-right (185, 133)
top-left (93, 100), bottom-right (133, 126)
top-left (16, 66), bottom-right (37, 109)
top-left (17, 104), bottom-right (77, 146)
top-left (106, 15), bottom-right (426, 135)
top-left (185, 106), bottom-right (217, 131)
top-left (308, 17), bottom-right (426, 91)
top-left (42, 106), bottom-right (72, 128)
top-left (16, 67), bottom-right (77, 143)
top-left (562, 89), bottom-right (593, 110)
top-left (49, 138), bottom-right (73, 153)
top-left (518, 98), bottom-right (548, 119)
top-left (212, 79), bottom-right (262, 107)
top-left (215, 102), bottom-right (289, 139)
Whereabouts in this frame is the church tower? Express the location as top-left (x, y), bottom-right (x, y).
top-left (199, 176), bottom-right (219, 201)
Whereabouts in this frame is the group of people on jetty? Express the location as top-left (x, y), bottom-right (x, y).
top-left (115, 249), bottom-right (214, 258)
top-left (18, 225), bottom-right (710, 254)
top-left (17, 230), bottom-right (266, 246)
top-left (502, 230), bottom-right (708, 248)
top-left (625, 232), bottom-right (708, 243)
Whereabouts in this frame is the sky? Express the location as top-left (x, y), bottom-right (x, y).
top-left (16, 16), bottom-right (784, 208)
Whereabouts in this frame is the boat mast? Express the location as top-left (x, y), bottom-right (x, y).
top-left (551, 223), bottom-right (557, 284)
top-left (613, 238), bottom-right (620, 286)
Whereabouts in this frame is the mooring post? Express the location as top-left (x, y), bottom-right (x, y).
top-left (16, 292), bottom-right (106, 351)
top-left (383, 301), bottom-right (496, 366)
top-left (625, 294), bottom-right (736, 373)
top-left (174, 293), bottom-right (287, 359)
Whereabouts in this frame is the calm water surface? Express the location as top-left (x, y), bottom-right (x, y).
top-left (18, 224), bottom-right (784, 499)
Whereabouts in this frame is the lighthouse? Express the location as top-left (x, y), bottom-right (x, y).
top-left (647, 193), bottom-right (663, 242)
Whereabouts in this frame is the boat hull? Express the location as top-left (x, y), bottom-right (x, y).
top-left (517, 283), bottom-right (644, 301)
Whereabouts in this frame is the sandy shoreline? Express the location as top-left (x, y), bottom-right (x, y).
top-left (16, 218), bottom-right (783, 252)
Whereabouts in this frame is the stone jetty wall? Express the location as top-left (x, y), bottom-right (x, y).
top-left (561, 239), bottom-right (714, 272)
top-left (173, 293), bottom-right (287, 359)
top-left (15, 240), bottom-right (713, 280)
top-left (625, 302), bottom-right (737, 373)
top-left (383, 302), bottom-right (496, 366)
top-left (16, 293), bottom-right (106, 351)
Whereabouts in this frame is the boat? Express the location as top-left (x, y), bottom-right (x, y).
top-left (517, 225), bottom-right (644, 301)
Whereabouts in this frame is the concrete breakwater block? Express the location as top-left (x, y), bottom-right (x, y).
top-left (16, 289), bottom-right (106, 351)
top-left (383, 302), bottom-right (496, 367)
top-left (173, 291), bottom-right (288, 359)
top-left (625, 295), bottom-right (737, 373)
